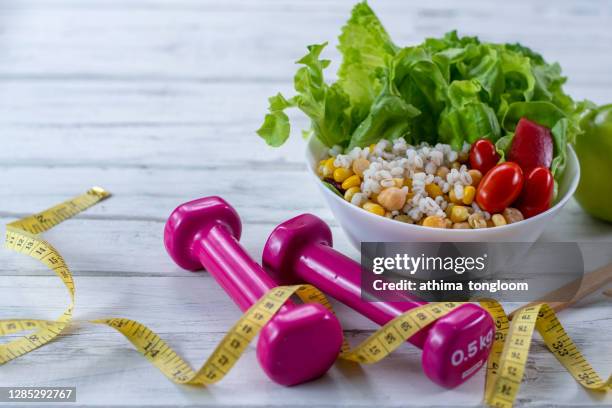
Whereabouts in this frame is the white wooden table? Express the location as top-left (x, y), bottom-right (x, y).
top-left (1, 1), bottom-right (611, 406)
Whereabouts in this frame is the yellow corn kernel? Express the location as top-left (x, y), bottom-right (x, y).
top-left (319, 158), bottom-right (327, 166)
top-left (450, 205), bottom-right (470, 223)
top-left (341, 174), bottom-right (361, 190)
top-left (333, 167), bottom-right (354, 183)
top-left (394, 214), bottom-right (414, 224)
top-left (445, 203), bottom-right (455, 217)
top-left (462, 185), bottom-right (476, 205)
top-left (322, 158), bottom-right (336, 178)
top-left (492, 213), bottom-right (507, 227)
top-left (362, 201), bottom-right (385, 216)
top-left (369, 143), bottom-right (377, 152)
top-left (449, 187), bottom-right (463, 204)
top-left (425, 183), bottom-right (443, 198)
top-left (344, 186), bottom-right (360, 202)
top-left (403, 178), bottom-right (413, 190)
top-left (370, 192), bottom-right (379, 203)
top-left (422, 215), bottom-right (448, 228)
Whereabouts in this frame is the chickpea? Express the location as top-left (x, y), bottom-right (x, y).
top-left (468, 213), bottom-right (487, 229)
top-left (452, 222), bottom-right (471, 229)
top-left (377, 187), bottom-right (407, 211)
top-left (436, 166), bottom-right (450, 179)
top-left (503, 207), bottom-right (524, 224)
top-left (468, 169), bottom-right (483, 187)
top-left (491, 214), bottom-right (507, 227)
top-left (352, 158), bottom-right (370, 178)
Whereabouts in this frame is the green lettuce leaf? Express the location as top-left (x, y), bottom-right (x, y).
top-left (494, 133), bottom-right (514, 161)
top-left (438, 80), bottom-right (501, 150)
top-left (337, 1), bottom-right (398, 127)
top-left (392, 46), bottom-right (448, 144)
top-left (256, 93), bottom-right (293, 147)
top-left (348, 69), bottom-right (420, 149)
top-left (551, 118), bottom-right (570, 177)
top-left (257, 43), bottom-right (352, 148)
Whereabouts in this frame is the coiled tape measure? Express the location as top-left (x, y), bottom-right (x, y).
top-left (1, 188), bottom-right (610, 407)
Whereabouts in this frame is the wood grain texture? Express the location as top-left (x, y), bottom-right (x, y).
top-left (0, 0), bottom-right (611, 407)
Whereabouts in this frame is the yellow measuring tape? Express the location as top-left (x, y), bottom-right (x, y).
top-left (480, 301), bottom-right (611, 407)
top-left (1, 188), bottom-right (610, 406)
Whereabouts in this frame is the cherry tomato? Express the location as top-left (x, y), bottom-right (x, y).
top-left (469, 138), bottom-right (500, 175)
top-left (476, 162), bottom-right (524, 213)
top-left (516, 167), bottom-right (554, 218)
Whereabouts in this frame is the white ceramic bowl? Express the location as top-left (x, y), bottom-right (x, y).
top-left (306, 136), bottom-right (580, 250)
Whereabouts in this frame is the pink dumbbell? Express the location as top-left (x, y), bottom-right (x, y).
top-left (164, 197), bottom-right (343, 386)
top-left (262, 214), bottom-right (495, 388)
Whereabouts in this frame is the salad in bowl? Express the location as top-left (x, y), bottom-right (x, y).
top-left (257, 2), bottom-right (582, 243)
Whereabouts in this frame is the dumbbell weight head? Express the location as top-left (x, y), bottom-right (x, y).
top-left (165, 196), bottom-right (242, 271)
top-left (164, 197), bottom-right (343, 386)
top-left (262, 214), bottom-right (495, 388)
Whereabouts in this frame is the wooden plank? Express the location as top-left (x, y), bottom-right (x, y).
top-left (0, 82), bottom-right (609, 170)
top-left (1, 0), bottom-right (611, 406)
top-left (0, 216), bottom-right (359, 277)
top-left (0, 276), bottom-right (610, 407)
top-left (0, 0), bottom-right (610, 85)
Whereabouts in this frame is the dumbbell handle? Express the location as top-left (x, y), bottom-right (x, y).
top-left (198, 223), bottom-right (290, 312)
top-left (295, 243), bottom-right (430, 347)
